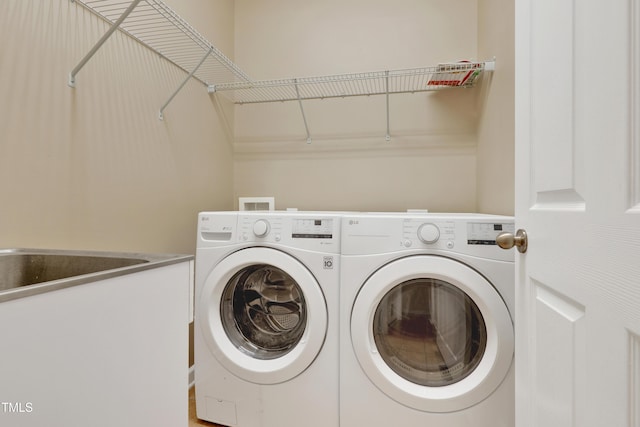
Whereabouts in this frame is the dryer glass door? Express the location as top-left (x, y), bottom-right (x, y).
top-left (221, 264), bottom-right (306, 360)
top-left (373, 278), bottom-right (487, 387)
top-left (350, 255), bottom-right (513, 412)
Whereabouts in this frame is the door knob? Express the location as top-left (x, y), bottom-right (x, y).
top-left (496, 229), bottom-right (528, 253)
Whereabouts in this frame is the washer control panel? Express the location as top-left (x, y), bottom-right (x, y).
top-left (239, 216), bottom-right (283, 242)
top-left (291, 218), bottom-right (334, 239)
top-left (243, 214), bottom-right (340, 253)
top-left (238, 217), bottom-right (335, 241)
top-left (198, 212), bottom-right (341, 253)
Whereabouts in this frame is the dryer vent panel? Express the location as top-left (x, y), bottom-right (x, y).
top-left (239, 197), bottom-right (275, 211)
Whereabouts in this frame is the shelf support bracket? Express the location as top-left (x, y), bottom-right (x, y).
top-left (68, 0), bottom-right (143, 88)
top-left (159, 48), bottom-right (211, 120)
top-left (385, 71), bottom-right (391, 142)
top-left (294, 79), bottom-right (312, 144)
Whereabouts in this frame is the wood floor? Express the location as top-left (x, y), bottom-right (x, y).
top-left (189, 387), bottom-right (223, 427)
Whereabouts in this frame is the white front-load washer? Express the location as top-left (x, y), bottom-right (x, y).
top-left (340, 213), bottom-right (515, 427)
top-left (194, 211), bottom-right (341, 427)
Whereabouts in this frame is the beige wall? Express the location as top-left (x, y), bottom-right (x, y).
top-left (0, 0), bottom-right (235, 254)
top-left (476, 0), bottom-right (515, 215)
top-left (0, 0), bottom-right (514, 256)
top-left (232, 0), bottom-right (483, 213)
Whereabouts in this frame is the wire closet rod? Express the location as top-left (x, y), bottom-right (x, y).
top-left (211, 60), bottom-right (494, 143)
top-left (210, 61), bottom-right (492, 105)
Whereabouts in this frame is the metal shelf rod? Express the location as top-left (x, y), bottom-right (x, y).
top-left (294, 79), bottom-right (312, 144)
top-left (68, 0), bottom-right (143, 87)
top-left (385, 70), bottom-right (391, 142)
top-left (159, 48), bottom-right (211, 120)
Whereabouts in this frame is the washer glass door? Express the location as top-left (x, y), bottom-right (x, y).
top-left (199, 247), bottom-right (328, 385)
top-left (221, 264), bottom-right (307, 360)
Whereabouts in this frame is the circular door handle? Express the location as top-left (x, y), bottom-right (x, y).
top-left (496, 229), bottom-right (528, 253)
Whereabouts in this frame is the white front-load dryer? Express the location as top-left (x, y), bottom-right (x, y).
top-left (340, 213), bottom-right (515, 427)
top-left (195, 211), bottom-right (341, 427)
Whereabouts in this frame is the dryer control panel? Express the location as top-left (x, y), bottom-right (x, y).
top-left (400, 220), bottom-right (455, 249)
top-left (342, 213), bottom-right (515, 261)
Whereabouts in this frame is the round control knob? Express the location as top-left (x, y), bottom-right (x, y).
top-left (253, 219), bottom-right (270, 237)
top-left (418, 223), bottom-right (440, 244)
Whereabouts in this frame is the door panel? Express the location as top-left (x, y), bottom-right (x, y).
top-left (632, 0), bottom-right (640, 211)
top-left (631, 333), bottom-right (640, 427)
top-left (530, 0), bottom-right (583, 205)
top-left (533, 282), bottom-right (585, 427)
top-left (516, 0), bottom-right (640, 426)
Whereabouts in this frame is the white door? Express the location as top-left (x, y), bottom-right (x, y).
top-left (514, 0), bottom-right (640, 426)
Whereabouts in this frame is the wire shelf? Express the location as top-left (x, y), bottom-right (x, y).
top-left (211, 62), bottom-right (488, 104)
top-left (69, 0), bottom-right (493, 133)
top-left (73, 0), bottom-right (251, 86)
